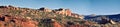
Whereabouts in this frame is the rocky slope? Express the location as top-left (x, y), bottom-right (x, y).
top-left (0, 5), bottom-right (120, 27)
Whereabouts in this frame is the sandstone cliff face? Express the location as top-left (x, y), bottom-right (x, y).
top-left (37, 7), bottom-right (84, 19)
top-left (52, 8), bottom-right (84, 19)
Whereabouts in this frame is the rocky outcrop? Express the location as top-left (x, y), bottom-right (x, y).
top-left (52, 8), bottom-right (84, 19)
top-left (110, 20), bottom-right (116, 24)
top-left (53, 8), bottom-right (72, 16)
top-left (0, 15), bottom-right (38, 27)
top-left (38, 7), bottom-right (52, 12)
top-left (71, 13), bottom-right (84, 19)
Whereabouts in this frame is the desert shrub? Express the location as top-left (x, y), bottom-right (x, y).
top-left (38, 19), bottom-right (54, 27)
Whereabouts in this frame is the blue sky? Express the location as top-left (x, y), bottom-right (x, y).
top-left (0, 0), bottom-right (120, 15)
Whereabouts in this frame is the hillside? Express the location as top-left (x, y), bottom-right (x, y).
top-left (0, 5), bottom-right (120, 27)
top-left (85, 14), bottom-right (120, 22)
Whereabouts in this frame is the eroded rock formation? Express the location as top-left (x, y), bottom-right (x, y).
top-left (52, 8), bottom-right (84, 19)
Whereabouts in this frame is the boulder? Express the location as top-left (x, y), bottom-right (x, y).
top-left (41, 18), bottom-right (55, 23)
top-left (110, 20), bottom-right (116, 24)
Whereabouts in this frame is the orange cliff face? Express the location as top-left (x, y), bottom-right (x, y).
top-left (65, 9), bottom-right (72, 16)
top-left (0, 15), bottom-right (38, 27)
